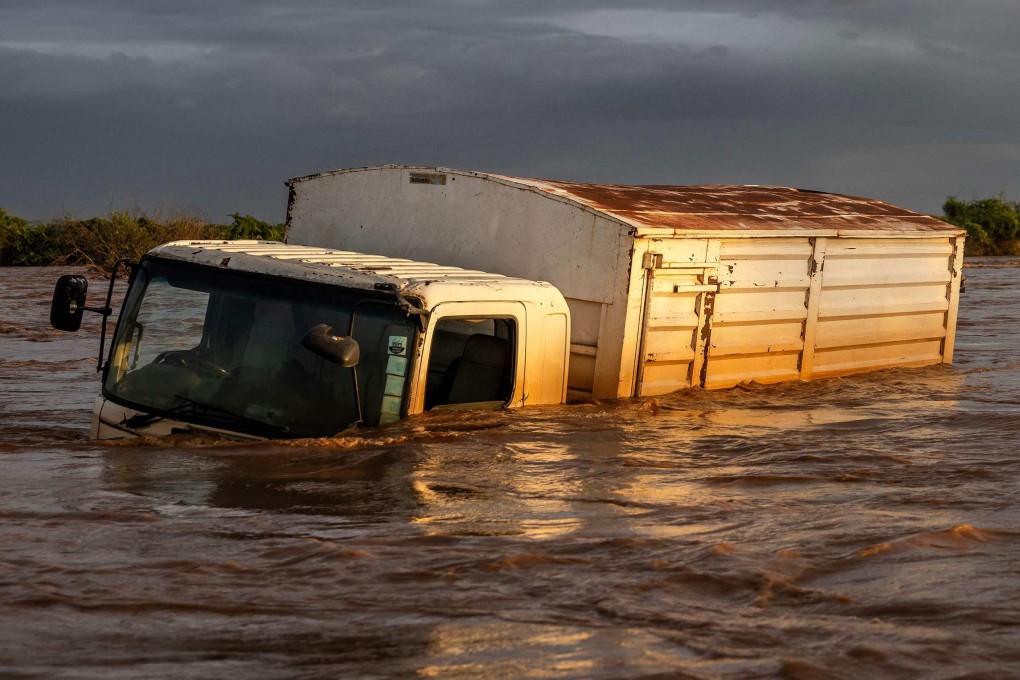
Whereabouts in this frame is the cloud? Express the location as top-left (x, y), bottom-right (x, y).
top-left (0, 0), bottom-right (1018, 220)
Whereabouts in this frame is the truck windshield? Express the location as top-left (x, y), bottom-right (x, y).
top-left (104, 257), bottom-right (417, 438)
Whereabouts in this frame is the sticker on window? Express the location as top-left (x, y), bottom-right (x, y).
top-left (388, 336), bottom-right (407, 356)
top-left (380, 336), bottom-right (410, 424)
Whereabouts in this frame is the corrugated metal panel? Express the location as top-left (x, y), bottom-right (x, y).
top-left (705, 238), bottom-right (813, 389)
top-left (484, 175), bottom-right (960, 235)
top-left (634, 241), bottom-right (718, 397)
top-left (155, 241), bottom-right (512, 287)
top-left (637, 274), bottom-right (705, 396)
top-left (632, 235), bottom-right (960, 393)
top-left (809, 238), bottom-right (954, 379)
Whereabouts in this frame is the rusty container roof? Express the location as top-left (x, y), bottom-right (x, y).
top-left (496, 176), bottom-right (959, 235)
top-left (288, 166), bottom-right (961, 236)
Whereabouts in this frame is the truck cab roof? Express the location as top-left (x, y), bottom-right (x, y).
top-left (148, 240), bottom-right (564, 309)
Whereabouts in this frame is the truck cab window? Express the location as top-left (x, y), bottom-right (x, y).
top-left (425, 318), bottom-right (515, 410)
top-left (104, 258), bottom-right (418, 437)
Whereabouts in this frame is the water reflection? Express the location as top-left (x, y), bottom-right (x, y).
top-left (100, 440), bottom-right (415, 518)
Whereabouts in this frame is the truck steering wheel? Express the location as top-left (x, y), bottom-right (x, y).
top-left (154, 350), bottom-right (230, 379)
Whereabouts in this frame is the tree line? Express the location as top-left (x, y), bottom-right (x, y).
top-left (0, 210), bottom-right (284, 273)
top-left (1, 194), bottom-right (1017, 274)
top-left (941, 196), bottom-right (1020, 256)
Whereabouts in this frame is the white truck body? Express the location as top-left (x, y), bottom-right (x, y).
top-left (287, 166), bottom-right (966, 402)
top-left (90, 241), bottom-right (569, 440)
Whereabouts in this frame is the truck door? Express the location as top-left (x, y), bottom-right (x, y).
top-left (635, 253), bottom-right (720, 396)
top-left (409, 302), bottom-right (526, 414)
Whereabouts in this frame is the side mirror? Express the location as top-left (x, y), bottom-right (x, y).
top-left (50, 275), bottom-right (89, 332)
top-left (301, 324), bottom-right (360, 367)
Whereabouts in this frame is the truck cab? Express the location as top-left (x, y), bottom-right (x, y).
top-left (58, 241), bottom-right (569, 440)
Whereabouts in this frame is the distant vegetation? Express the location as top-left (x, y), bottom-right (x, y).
top-left (941, 195), bottom-right (1020, 256)
top-left (1, 194), bottom-right (1015, 272)
top-left (0, 209), bottom-right (284, 274)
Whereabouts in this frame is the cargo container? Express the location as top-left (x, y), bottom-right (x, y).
top-left (287, 166), bottom-right (966, 402)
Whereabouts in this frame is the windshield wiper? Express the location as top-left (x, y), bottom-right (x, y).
top-left (123, 395), bottom-right (289, 438)
top-left (122, 398), bottom-right (196, 429)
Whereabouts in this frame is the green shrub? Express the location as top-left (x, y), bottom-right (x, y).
top-left (0, 209), bottom-right (61, 266)
top-left (223, 213), bottom-right (286, 241)
top-left (942, 195), bottom-right (1020, 256)
top-left (0, 208), bottom-right (284, 274)
top-left (50, 211), bottom-right (223, 273)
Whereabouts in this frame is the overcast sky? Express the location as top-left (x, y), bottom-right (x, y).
top-left (2, 0), bottom-right (1018, 222)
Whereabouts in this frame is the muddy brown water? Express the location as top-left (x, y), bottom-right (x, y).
top-left (1, 263), bottom-right (1019, 679)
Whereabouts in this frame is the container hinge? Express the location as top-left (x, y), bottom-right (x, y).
top-left (809, 256), bottom-right (822, 277)
top-left (642, 252), bottom-right (663, 270)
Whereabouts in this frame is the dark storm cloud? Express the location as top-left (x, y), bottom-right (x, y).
top-left (1, 1), bottom-right (1018, 220)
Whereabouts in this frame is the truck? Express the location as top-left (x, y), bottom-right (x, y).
top-left (51, 241), bottom-right (570, 439)
top-left (51, 166), bottom-right (966, 440)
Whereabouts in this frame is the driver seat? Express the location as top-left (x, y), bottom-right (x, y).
top-left (442, 334), bottom-right (509, 405)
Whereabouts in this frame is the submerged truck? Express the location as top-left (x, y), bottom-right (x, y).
top-left (52, 242), bottom-right (570, 439)
top-left (51, 165), bottom-right (966, 440)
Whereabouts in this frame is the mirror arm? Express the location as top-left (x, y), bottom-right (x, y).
top-left (372, 282), bottom-right (429, 323)
top-left (398, 296), bottom-right (429, 317)
top-left (82, 305), bottom-right (113, 315)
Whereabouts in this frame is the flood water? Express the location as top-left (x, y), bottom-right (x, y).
top-left (2, 263), bottom-right (1019, 679)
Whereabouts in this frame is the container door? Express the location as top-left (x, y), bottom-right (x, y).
top-left (635, 253), bottom-right (719, 396)
top-left (808, 237), bottom-right (958, 379)
top-left (705, 237), bottom-right (815, 389)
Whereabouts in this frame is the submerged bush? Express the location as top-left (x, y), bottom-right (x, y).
top-left (51, 211), bottom-right (221, 272)
top-left (0, 209), bottom-right (60, 266)
top-left (0, 208), bottom-right (285, 274)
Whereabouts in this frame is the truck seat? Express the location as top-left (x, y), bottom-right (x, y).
top-left (443, 334), bottom-right (509, 405)
top-left (239, 300), bottom-right (295, 370)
